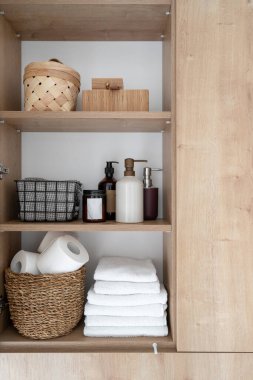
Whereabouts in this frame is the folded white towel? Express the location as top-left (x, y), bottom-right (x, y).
top-left (94, 280), bottom-right (160, 295)
top-left (88, 284), bottom-right (167, 306)
top-left (84, 303), bottom-right (167, 317)
top-left (83, 325), bottom-right (168, 337)
top-left (85, 313), bottom-right (167, 327)
top-left (94, 256), bottom-right (158, 283)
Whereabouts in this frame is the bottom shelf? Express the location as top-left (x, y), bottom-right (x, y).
top-left (0, 323), bottom-right (175, 353)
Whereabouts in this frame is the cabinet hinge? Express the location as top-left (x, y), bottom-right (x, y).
top-left (0, 296), bottom-right (8, 315)
top-left (0, 163), bottom-right (9, 179)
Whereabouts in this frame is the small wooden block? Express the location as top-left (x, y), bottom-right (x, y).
top-left (83, 90), bottom-right (149, 111)
top-left (92, 78), bottom-right (124, 90)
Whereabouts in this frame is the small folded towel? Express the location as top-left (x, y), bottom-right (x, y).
top-left (85, 313), bottom-right (167, 327)
top-left (94, 256), bottom-right (158, 283)
top-left (88, 284), bottom-right (167, 306)
top-left (84, 303), bottom-right (167, 317)
top-left (94, 280), bottom-right (160, 295)
top-left (83, 325), bottom-right (168, 337)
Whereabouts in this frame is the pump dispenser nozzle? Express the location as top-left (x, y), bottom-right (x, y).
top-left (143, 167), bottom-right (163, 188)
top-left (124, 158), bottom-right (148, 176)
top-left (105, 161), bottom-right (119, 178)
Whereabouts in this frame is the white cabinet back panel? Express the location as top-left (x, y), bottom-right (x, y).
top-left (21, 41), bottom-right (164, 285)
top-left (21, 41), bottom-right (162, 112)
top-left (21, 132), bottom-right (164, 285)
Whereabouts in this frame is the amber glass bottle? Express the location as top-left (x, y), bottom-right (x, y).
top-left (98, 161), bottom-right (119, 220)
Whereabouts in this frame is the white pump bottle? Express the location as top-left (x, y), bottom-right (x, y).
top-left (116, 158), bottom-right (147, 223)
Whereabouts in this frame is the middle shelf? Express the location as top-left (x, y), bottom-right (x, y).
top-left (0, 219), bottom-right (172, 233)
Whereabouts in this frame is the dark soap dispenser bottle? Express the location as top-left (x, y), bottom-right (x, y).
top-left (98, 161), bottom-right (119, 220)
top-left (143, 167), bottom-right (162, 220)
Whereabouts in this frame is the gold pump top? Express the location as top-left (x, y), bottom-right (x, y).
top-left (124, 158), bottom-right (147, 176)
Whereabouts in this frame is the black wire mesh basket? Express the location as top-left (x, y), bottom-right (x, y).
top-left (15, 178), bottom-right (82, 222)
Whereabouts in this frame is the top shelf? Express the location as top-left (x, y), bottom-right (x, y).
top-left (0, 1), bottom-right (171, 41)
top-left (0, 111), bottom-right (171, 132)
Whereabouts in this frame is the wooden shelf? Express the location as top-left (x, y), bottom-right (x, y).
top-left (0, 2), bottom-right (171, 41)
top-left (0, 323), bottom-right (175, 353)
top-left (0, 219), bottom-right (172, 233)
top-left (0, 111), bottom-right (171, 133)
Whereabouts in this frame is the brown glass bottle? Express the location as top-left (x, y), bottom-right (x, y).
top-left (98, 161), bottom-right (118, 220)
top-left (144, 187), bottom-right (158, 220)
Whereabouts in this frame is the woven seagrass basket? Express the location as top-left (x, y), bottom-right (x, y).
top-left (23, 59), bottom-right (80, 111)
top-left (5, 266), bottom-right (85, 339)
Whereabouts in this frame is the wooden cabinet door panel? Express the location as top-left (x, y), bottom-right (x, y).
top-left (176, 0), bottom-right (253, 351)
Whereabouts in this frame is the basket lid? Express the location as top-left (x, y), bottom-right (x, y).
top-left (24, 59), bottom-right (81, 86)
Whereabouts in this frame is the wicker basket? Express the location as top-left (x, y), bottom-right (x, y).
top-left (23, 59), bottom-right (80, 111)
top-left (5, 266), bottom-right (85, 340)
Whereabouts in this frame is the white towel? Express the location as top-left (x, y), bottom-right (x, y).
top-left (83, 325), bottom-right (168, 337)
top-left (84, 303), bottom-right (167, 317)
top-left (88, 284), bottom-right (167, 306)
top-left (94, 280), bottom-right (160, 295)
top-left (94, 256), bottom-right (158, 283)
top-left (85, 313), bottom-right (167, 327)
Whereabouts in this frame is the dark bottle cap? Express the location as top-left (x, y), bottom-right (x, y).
top-left (105, 161), bottom-right (119, 178)
top-left (83, 190), bottom-right (106, 197)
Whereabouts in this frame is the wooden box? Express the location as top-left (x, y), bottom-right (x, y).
top-left (82, 89), bottom-right (149, 111)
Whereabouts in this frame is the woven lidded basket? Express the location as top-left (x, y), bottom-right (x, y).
top-left (23, 59), bottom-right (80, 111)
top-left (5, 266), bottom-right (85, 339)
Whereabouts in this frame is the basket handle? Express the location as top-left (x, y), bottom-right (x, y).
top-left (49, 58), bottom-right (63, 64)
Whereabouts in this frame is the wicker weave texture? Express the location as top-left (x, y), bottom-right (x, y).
top-left (24, 76), bottom-right (79, 111)
top-left (23, 60), bottom-right (80, 112)
top-left (5, 266), bottom-right (85, 340)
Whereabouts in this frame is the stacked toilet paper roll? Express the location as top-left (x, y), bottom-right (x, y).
top-left (10, 232), bottom-right (89, 275)
top-left (37, 235), bottom-right (89, 274)
top-left (10, 250), bottom-right (40, 275)
top-left (37, 231), bottom-right (78, 253)
top-left (37, 231), bottom-right (65, 253)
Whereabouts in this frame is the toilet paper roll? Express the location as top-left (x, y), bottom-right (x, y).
top-left (10, 250), bottom-right (40, 275)
top-left (37, 232), bottom-right (65, 253)
top-left (37, 235), bottom-right (89, 274)
top-left (38, 231), bottom-right (77, 253)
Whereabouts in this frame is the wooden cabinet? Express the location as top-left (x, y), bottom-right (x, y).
top-left (0, 1), bottom-right (175, 354)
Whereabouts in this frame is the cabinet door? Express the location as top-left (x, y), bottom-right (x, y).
top-left (176, 0), bottom-right (253, 351)
top-left (0, 16), bottom-right (21, 332)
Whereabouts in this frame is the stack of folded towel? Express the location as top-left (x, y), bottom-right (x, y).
top-left (84, 256), bottom-right (168, 337)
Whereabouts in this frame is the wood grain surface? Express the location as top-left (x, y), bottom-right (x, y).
top-left (83, 90), bottom-right (149, 112)
top-left (0, 17), bottom-right (20, 110)
top-left (0, 16), bottom-right (21, 333)
top-left (0, 111), bottom-right (171, 132)
top-left (176, 0), bottom-right (253, 352)
top-left (0, 3), bottom-right (171, 41)
top-left (1, 353), bottom-right (253, 380)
